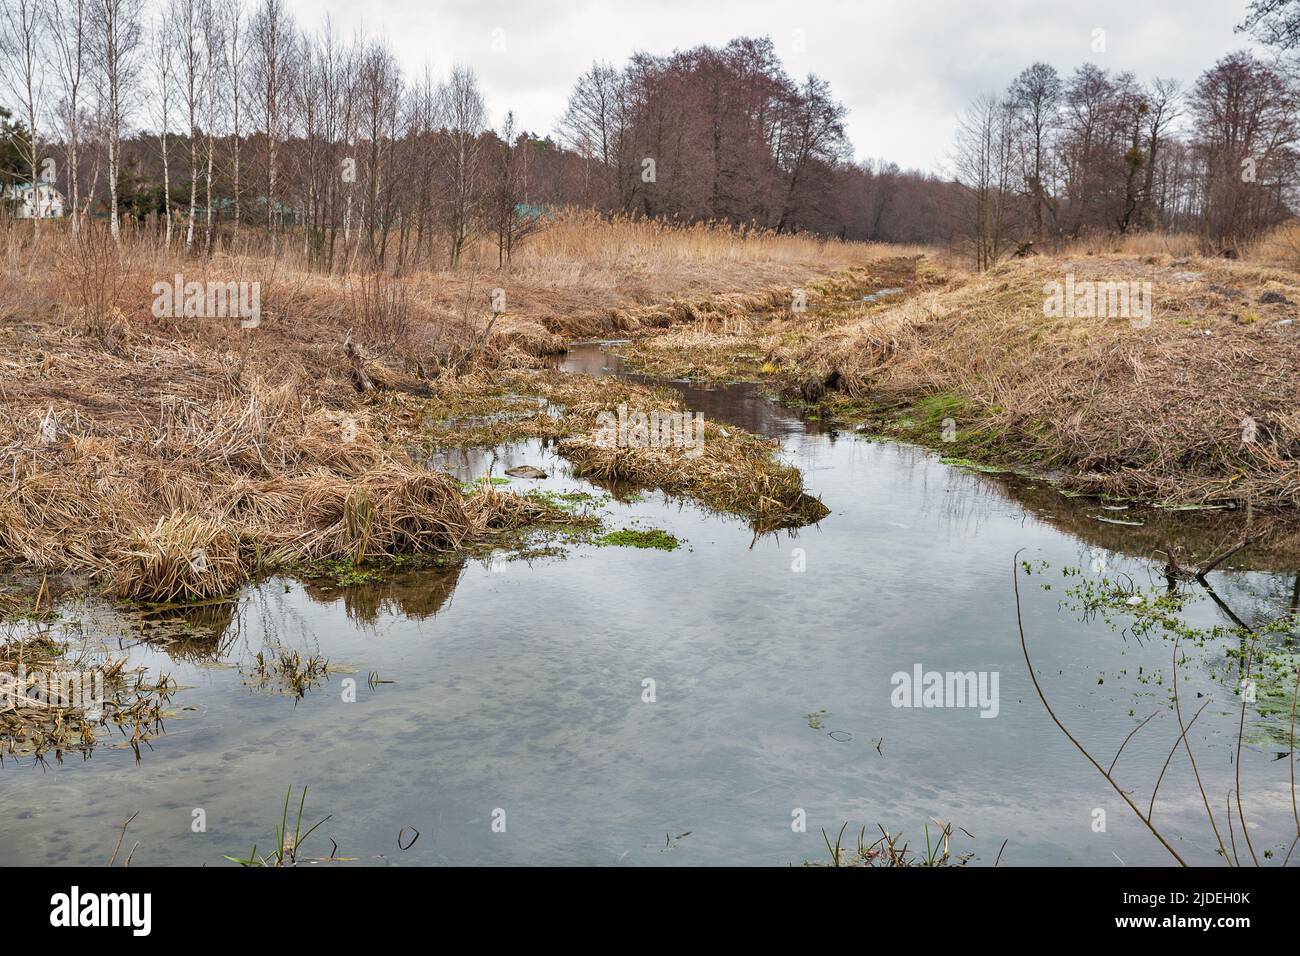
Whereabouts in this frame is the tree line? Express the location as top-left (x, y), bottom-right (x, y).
top-left (0, 0), bottom-right (961, 266)
top-left (953, 2), bottom-right (1300, 264)
top-left (1, 0), bottom-right (1298, 270)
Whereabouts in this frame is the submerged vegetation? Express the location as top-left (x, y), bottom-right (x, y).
top-left (242, 646), bottom-right (332, 700)
top-left (0, 587), bottom-right (176, 761)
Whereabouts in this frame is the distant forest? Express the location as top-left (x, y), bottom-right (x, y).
top-left (1, 0), bottom-right (1298, 264)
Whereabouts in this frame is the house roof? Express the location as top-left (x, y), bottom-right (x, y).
top-left (3, 181), bottom-right (65, 199)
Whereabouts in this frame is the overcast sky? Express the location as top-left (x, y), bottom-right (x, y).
top-left (291, 0), bottom-right (1264, 174)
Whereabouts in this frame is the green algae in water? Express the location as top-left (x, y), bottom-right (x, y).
top-left (940, 456), bottom-right (1011, 475)
top-left (596, 528), bottom-right (681, 551)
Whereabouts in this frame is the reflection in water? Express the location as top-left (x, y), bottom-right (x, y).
top-left (2, 343), bottom-right (1299, 867)
top-left (301, 564), bottom-right (465, 627)
top-left (556, 343), bottom-right (827, 440)
top-left (120, 599), bottom-right (241, 663)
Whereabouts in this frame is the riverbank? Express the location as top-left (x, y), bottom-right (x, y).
top-left (9, 215), bottom-right (1300, 603)
top-left (611, 236), bottom-right (1300, 511)
top-left (0, 218), bottom-right (867, 601)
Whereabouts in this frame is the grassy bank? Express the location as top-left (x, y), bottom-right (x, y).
top-left (0, 216), bottom-right (869, 601)
top-left (610, 231), bottom-right (1300, 511)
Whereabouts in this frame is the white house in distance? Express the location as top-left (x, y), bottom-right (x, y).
top-left (3, 181), bottom-right (65, 219)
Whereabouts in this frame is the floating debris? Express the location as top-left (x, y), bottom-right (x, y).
top-left (1089, 514), bottom-right (1144, 526)
top-left (504, 465), bottom-right (548, 479)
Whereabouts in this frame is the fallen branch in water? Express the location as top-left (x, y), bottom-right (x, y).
top-left (1163, 533), bottom-right (1262, 583)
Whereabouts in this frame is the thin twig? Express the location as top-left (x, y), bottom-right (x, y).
top-left (107, 810), bottom-right (139, 867)
top-left (1172, 636), bottom-right (1229, 864)
top-left (1013, 549), bottom-right (1187, 866)
top-left (1109, 709), bottom-right (1162, 776)
top-left (1234, 633), bottom-right (1262, 867)
top-left (1148, 699), bottom-right (1209, 822)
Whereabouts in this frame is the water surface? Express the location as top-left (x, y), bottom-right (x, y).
top-left (3, 344), bottom-right (1296, 867)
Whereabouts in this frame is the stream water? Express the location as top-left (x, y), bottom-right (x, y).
top-left (3, 343), bottom-right (1298, 866)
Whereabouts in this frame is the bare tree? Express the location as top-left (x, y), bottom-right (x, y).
top-left (149, 7), bottom-right (175, 245)
top-left (402, 62), bottom-right (440, 270)
top-left (437, 63), bottom-right (485, 267)
top-left (558, 61), bottom-right (633, 210)
top-left (486, 111), bottom-right (544, 265)
top-left (246, 0), bottom-right (294, 234)
top-left (954, 92), bottom-right (1016, 269)
top-left (0, 0), bottom-right (47, 236)
top-left (1134, 78), bottom-right (1181, 232)
top-left (219, 0), bottom-right (245, 238)
top-left (1007, 62), bottom-right (1061, 243)
top-left (776, 74), bottom-right (848, 233)
top-left (200, 0), bottom-right (219, 252)
top-left (1240, 0), bottom-right (1300, 49)
top-left (47, 0), bottom-right (87, 233)
top-left (1192, 51), bottom-right (1299, 244)
top-left (91, 0), bottom-right (143, 241)
top-left (356, 37), bottom-right (402, 266)
top-left (171, 0), bottom-right (206, 251)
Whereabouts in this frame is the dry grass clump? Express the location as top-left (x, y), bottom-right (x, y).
top-left (560, 418), bottom-right (829, 530)
top-left (610, 284), bottom-right (794, 333)
top-left (111, 513), bottom-right (245, 603)
top-left (256, 467), bottom-right (475, 563)
top-left (489, 319), bottom-right (568, 356)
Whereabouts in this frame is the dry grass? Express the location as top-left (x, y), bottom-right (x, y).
top-left (515, 368), bottom-right (830, 528)
top-left (0, 213), bottom-right (867, 599)
top-left (788, 246), bottom-right (1300, 506)
top-left (392, 367), bottom-right (831, 530)
top-left (1053, 222), bottom-right (1300, 265)
top-left (1053, 231), bottom-right (1208, 260)
top-left (613, 256), bottom-right (934, 380)
top-left (585, 225), bottom-right (1300, 509)
top-left (561, 418), bottom-right (828, 531)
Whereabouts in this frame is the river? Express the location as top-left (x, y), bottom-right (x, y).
top-left (2, 343), bottom-right (1296, 866)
